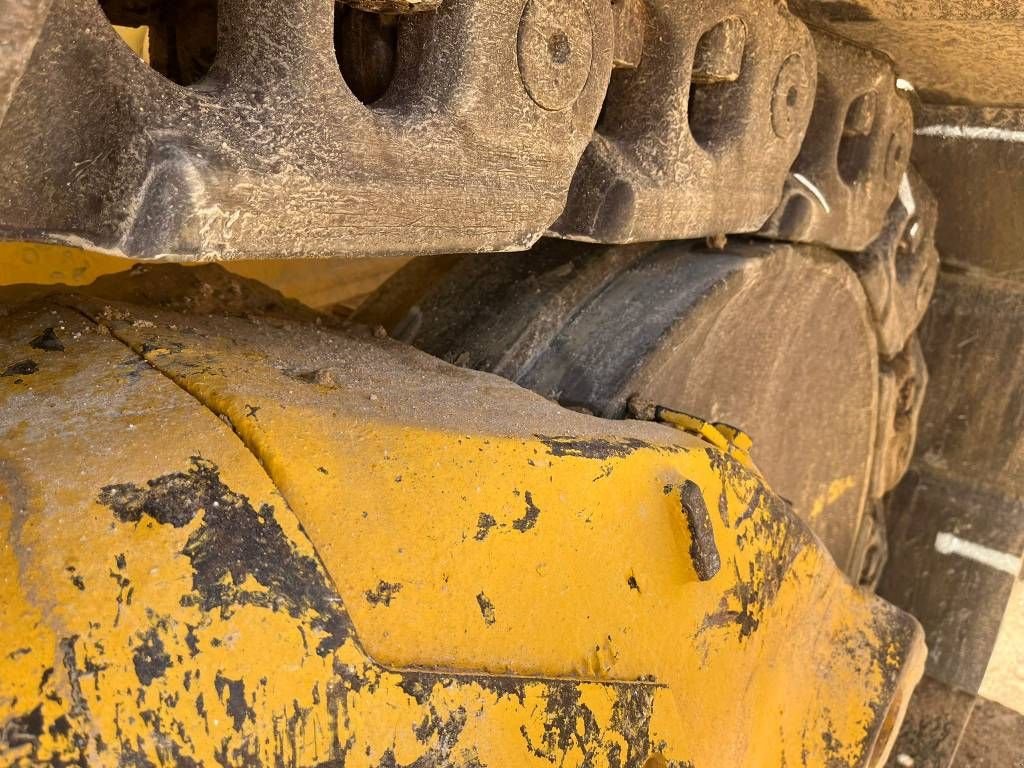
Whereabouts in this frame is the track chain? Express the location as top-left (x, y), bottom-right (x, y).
top-left (2, 0), bottom-right (912, 259)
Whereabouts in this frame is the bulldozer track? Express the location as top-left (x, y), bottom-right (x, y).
top-left (0, 0), bottom-right (939, 585)
top-left (2, 0), bottom-right (913, 260)
top-left (0, 2), bottom-right (963, 765)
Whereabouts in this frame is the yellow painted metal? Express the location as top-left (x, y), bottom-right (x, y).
top-left (0, 241), bottom-right (131, 287)
top-left (222, 256), bottom-right (413, 310)
top-left (652, 406), bottom-right (755, 469)
top-left (0, 297), bottom-right (925, 767)
top-left (709, 421), bottom-right (755, 454)
top-left (112, 24), bottom-right (151, 63)
top-left (0, 241), bottom-right (407, 312)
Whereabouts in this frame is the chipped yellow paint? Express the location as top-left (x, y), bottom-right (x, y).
top-left (0, 496), bottom-right (64, 766)
top-left (0, 298), bottom-right (926, 767)
top-left (810, 475), bottom-right (858, 521)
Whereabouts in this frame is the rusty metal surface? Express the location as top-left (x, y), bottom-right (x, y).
top-left (759, 28), bottom-right (912, 252)
top-left (0, 292), bottom-right (926, 766)
top-left (344, 0), bottom-right (442, 13)
top-left (358, 239), bottom-right (883, 577)
top-left (903, 225), bottom-right (1024, 502)
top-left (0, 0), bottom-right (612, 259)
top-left (880, 462), bottom-right (1024, 697)
top-left (885, 677), bottom-right (1024, 768)
top-left (550, 0), bottom-right (816, 243)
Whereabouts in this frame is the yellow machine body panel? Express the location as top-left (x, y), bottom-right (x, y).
top-left (0, 298), bottom-right (923, 767)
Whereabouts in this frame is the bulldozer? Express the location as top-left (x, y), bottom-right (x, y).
top-left (0, 0), bottom-right (1021, 765)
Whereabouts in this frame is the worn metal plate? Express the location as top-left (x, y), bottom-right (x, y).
top-left (759, 28), bottom-right (912, 252)
top-left (0, 0), bottom-right (54, 125)
top-left (870, 335), bottom-right (927, 498)
top-left (843, 168), bottom-right (939, 359)
top-left (358, 239), bottom-right (881, 576)
top-left (911, 271), bottom-right (1024, 499)
top-left (879, 468), bottom-right (1024, 694)
top-left (550, 0), bottom-right (816, 243)
top-left (791, 0), bottom-right (1024, 107)
top-left (876, 269), bottom-right (1024, 694)
top-left (0, 0), bottom-right (611, 259)
top-left (0, 294), bottom-right (925, 766)
top-left (913, 105), bottom-right (1024, 278)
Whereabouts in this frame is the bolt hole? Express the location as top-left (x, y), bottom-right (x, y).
top-left (687, 17), bottom-right (748, 152)
top-left (334, 4), bottom-right (399, 105)
top-left (97, 0), bottom-right (217, 86)
top-left (836, 91), bottom-right (877, 186)
top-left (548, 30), bottom-right (571, 64)
top-left (885, 128), bottom-right (909, 179)
top-left (770, 53), bottom-right (809, 139)
top-left (778, 192), bottom-right (813, 237)
top-left (643, 755), bottom-right (669, 768)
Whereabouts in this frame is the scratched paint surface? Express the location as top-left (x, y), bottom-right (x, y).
top-left (0, 299), bottom-right (925, 766)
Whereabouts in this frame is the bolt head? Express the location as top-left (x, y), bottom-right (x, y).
top-left (517, 0), bottom-right (594, 111)
top-left (885, 124), bottom-right (910, 180)
top-left (771, 53), bottom-right (812, 140)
